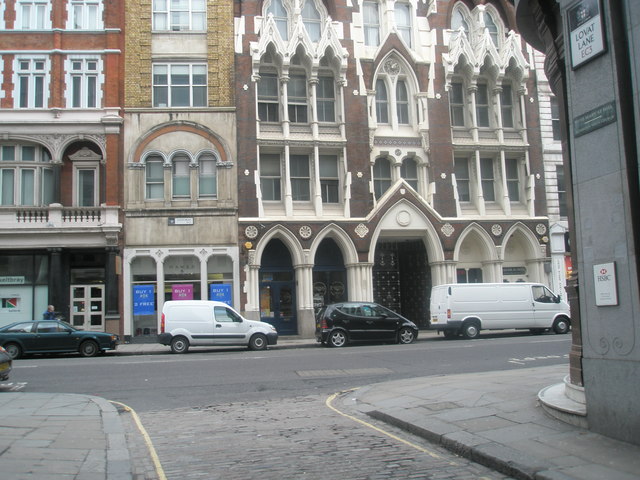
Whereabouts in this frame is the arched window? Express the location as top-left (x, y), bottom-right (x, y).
top-left (145, 155), bottom-right (164, 200)
top-left (302, 1), bottom-right (321, 42)
top-left (375, 79), bottom-right (389, 124)
top-left (483, 12), bottom-right (499, 45)
top-left (396, 80), bottom-right (409, 124)
top-left (0, 143), bottom-right (53, 206)
top-left (373, 158), bottom-right (392, 199)
top-left (400, 158), bottom-right (418, 190)
top-left (267, 0), bottom-right (288, 40)
top-left (451, 9), bottom-right (469, 34)
top-left (198, 153), bottom-right (217, 198)
top-left (172, 154), bottom-right (190, 198)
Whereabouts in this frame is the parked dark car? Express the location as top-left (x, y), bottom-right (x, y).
top-left (316, 302), bottom-right (418, 347)
top-left (0, 345), bottom-right (12, 381)
top-left (0, 320), bottom-right (119, 359)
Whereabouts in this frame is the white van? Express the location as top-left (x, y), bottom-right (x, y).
top-left (158, 300), bottom-right (278, 353)
top-left (429, 283), bottom-right (571, 339)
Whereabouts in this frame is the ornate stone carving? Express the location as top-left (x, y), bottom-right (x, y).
top-left (245, 225), bottom-right (258, 239)
top-left (299, 225), bottom-right (312, 239)
top-left (355, 223), bottom-right (369, 238)
top-left (441, 223), bottom-right (455, 237)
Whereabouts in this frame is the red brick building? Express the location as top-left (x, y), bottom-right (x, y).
top-left (0, 0), bottom-right (124, 332)
top-left (234, 0), bottom-right (552, 337)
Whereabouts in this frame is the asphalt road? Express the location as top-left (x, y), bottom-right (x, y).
top-left (7, 330), bottom-right (571, 413)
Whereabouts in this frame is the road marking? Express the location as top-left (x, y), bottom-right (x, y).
top-left (297, 367), bottom-right (393, 377)
top-left (326, 389), bottom-right (455, 463)
top-left (0, 382), bottom-right (27, 391)
top-left (111, 400), bottom-right (167, 480)
top-left (508, 354), bottom-right (569, 365)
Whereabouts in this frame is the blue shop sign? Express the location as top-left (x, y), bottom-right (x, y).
top-left (133, 285), bottom-right (156, 315)
top-left (210, 284), bottom-right (232, 306)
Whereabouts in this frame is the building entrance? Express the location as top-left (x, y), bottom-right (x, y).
top-left (70, 284), bottom-right (104, 331)
top-left (373, 240), bottom-right (431, 328)
top-left (259, 239), bottom-right (297, 335)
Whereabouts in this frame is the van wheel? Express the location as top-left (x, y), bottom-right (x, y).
top-left (328, 330), bottom-right (348, 348)
top-left (170, 336), bottom-right (189, 354)
top-left (553, 317), bottom-right (570, 334)
top-left (462, 321), bottom-right (480, 339)
top-left (249, 333), bottom-right (267, 351)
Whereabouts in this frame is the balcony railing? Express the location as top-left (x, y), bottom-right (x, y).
top-left (2, 204), bottom-right (120, 230)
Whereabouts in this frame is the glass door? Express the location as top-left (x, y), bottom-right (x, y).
top-left (70, 285), bottom-right (104, 331)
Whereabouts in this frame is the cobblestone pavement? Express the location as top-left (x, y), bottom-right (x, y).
top-left (138, 393), bottom-right (512, 480)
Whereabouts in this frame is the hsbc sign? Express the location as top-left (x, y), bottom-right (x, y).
top-left (593, 262), bottom-right (618, 306)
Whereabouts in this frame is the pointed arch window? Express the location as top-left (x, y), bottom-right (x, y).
top-left (375, 79), bottom-right (389, 124)
top-left (401, 158), bottom-right (418, 190)
top-left (145, 155), bottom-right (165, 200)
top-left (302, 1), bottom-right (321, 42)
top-left (267, 0), bottom-right (289, 40)
top-left (483, 12), bottom-right (499, 45)
top-left (373, 158), bottom-right (392, 199)
top-left (451, 9), bottom-right (469, 34)
top-left (396, 80), bottom-right (410, 125)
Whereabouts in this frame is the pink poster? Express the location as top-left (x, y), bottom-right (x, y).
top-left (172, 284), bottom-right (193, 300)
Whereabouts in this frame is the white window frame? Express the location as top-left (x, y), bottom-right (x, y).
top-left (14, 56), bottom-right (50, 109)
top-left (475, 83), bottom-right (490, 128)
top-left (290, 154), bottom-right (311, 202)
top-left (257, 72), bottom-right (280, 122)
top-left (153, 63), bottom-right (207, 108)
top-left (500, 83), bottom-right (514, 129)
top-left (373, 157), bottom-right (392, 199)
top-left (287, 74), bottom-right (308, 124)
top-left (363, 1), bottom-right (380, 47)
top-left (171, 154), bottom-right (191, 199)
top-left (316, 75), bottom-right (336, 123)
top-left (144, 154), bottom-right (165, 200)
top-left (198, 152), bottom-right (217, 198)
top-left (394, 2), bottom-right (412, 47)
top-left (65, 56), bottom-right (103, 108)
top-left (319, 155), bottom-right (340, 204)
top-left (67, 0), bottom-right (103, 30)
top-left (505, 158), bottom-right (521, 203)
top-left (259, 154), bottom-right (282, 202)
top-left (450, 80), bottom-right (465, 127)
top-left (454, 157), bottom-right (471, 202)
top-left (375, 75), bottom-right (414, 128)
top-left (16, 0), bottom-right (51, 30)
top-left (375, 79), bottom-right (389, 124)
top-left (480, 157), bottom-right (496, 202)
top-left (400, 157), bottom-right (418, 190)
top-left (153, 0), bottom-right (206, 31)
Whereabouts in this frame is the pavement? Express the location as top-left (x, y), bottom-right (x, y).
top-left (0, 336), bottom-right (638, 480)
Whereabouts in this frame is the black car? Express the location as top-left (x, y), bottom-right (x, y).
top-left (316, 302), bottom-right (418, 347)
top-left (0, 320), bottom-right (119, 359)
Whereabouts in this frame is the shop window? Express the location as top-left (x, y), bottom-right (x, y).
top-left (457, 268), bottom-right (483, 283)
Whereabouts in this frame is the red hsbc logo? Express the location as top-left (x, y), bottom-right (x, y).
top-left (600, 268), bottom-right (607, 275)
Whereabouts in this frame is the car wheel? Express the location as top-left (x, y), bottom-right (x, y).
top-left (461, 320), bottom-right (480, 339)
top-left (553, 317), bottom-right (571, 334)
top-left (397, 327), bottom-right (415, 344)
top-left (4, 342), bottom-right (22, 360)
top-left (170, 336), bottom-right (189, 354)
top-left (328, 330), bottom-right (347, 348)
top-left (248, 333), bottom-right (267, 351)
top-left (79, 340), bottom-right (99, 357)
